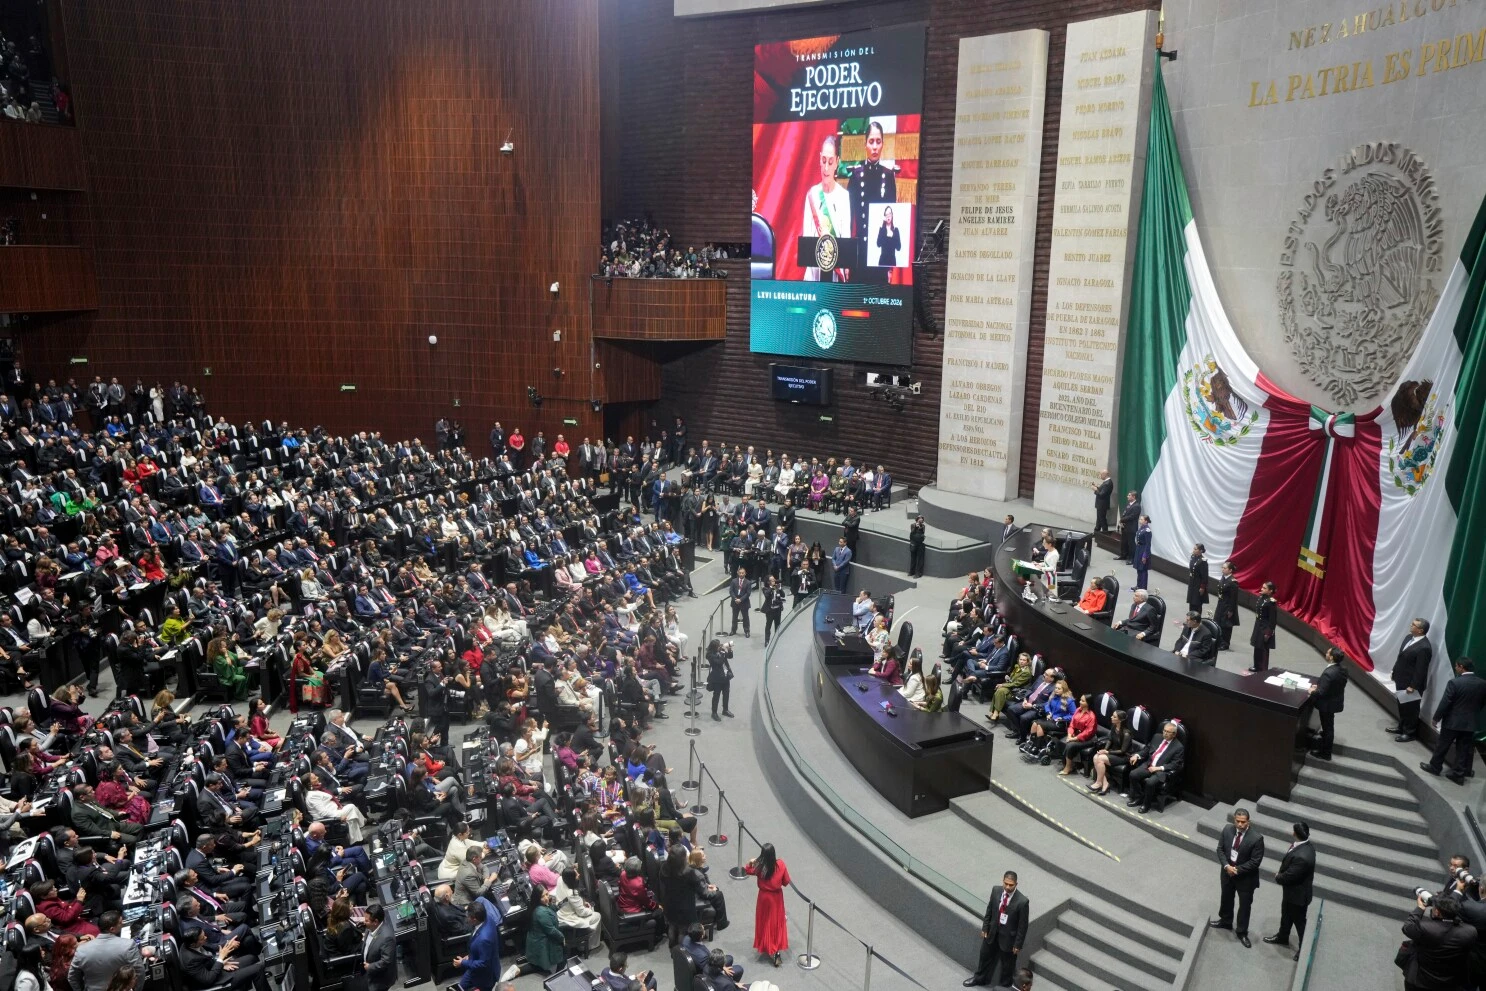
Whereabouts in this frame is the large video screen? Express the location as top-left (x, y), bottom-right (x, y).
top-left (750, 24), bottom-right (926, 366)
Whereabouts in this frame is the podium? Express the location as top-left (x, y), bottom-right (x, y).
top-left (796, 235), bottom-right (864, 273)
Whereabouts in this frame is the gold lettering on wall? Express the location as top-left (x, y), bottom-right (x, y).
top-left (1249, 21), bottom-right (1485, 106)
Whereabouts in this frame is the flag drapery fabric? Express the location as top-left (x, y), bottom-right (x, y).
top-left (1116, 62), bottom-right (1486, 715)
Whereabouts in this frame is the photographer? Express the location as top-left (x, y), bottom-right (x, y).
top-left (1445, 860), bottom-right (1486, 989)
top-left (707, 639), bottom-right (734, 720)
top-left (1403, 890), bottom-right (1476, 991)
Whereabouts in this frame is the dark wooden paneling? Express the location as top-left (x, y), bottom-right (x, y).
top-left (597, 341), bottom-right (664, 404)
top-left (606, 0), bottom-right (1157, 488)
top-left (20, 0), bottom-right (603, 447)
top-left (0, 245), bottom-right (97, 312)
top-left (592, 277), bottom-right (726, 341)
top-left (0, 120), bottom-right (86, 191)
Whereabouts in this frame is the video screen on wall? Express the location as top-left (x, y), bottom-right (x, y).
top-left (750, 24), bottom-right (926, 366)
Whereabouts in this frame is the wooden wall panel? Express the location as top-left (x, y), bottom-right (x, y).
top-left (606, 0), bottom-right (1157, 488)
top-left (591, 278), bottom-right (726, 341)
top-left (0, 246), bottom-right (97, 312)
top-left (596, 341), bottom-right (664, 404)
top-left (0, 120), bottom-right (86, 191)
top-left (18, 0), bottom-right (603, 447)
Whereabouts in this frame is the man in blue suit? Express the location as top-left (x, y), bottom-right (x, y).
top-left (870, 466), bottom-right (892, 510)
top-left (454, 895), bottom-right (506, 989)
top-left (831, 538), bottom-right (853, 593)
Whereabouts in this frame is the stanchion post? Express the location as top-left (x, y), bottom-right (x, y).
top-left (796, 902), bottom-right (821, 970)
top-left (690, 764), bottom-right (709, 817)
top-left (684, 690), bottom-right (702, 737)
top-left (686, 648), bottom-right (703, 705)
top-left (707, 790), bottom-right (729, 847)
top-left (728, 819), bottom-right (747, 880)
top-left (683, 660), bottom-right (700, 719)
top-left (682, 739), bottom-right (699, 791)
top-left (863, 944), bottom-right (874, 991)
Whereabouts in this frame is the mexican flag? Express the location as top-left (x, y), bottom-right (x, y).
top-left (1116, 61), bottom-right (1486, 704)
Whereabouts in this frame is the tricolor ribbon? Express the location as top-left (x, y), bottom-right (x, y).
top-left (1298, 406), bottom-right (1357, 578)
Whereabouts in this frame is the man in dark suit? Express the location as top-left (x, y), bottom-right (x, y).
top-left (1263, 822), bottom-right (1315, 960)
top-left (1421, 657), bottom-right (1486, 784)
top-left (363, 904), bottom-right (399, 991)
top-left (728, 568), bottom-right (752, 638)
top-left (999, 515), bottom-right (1017, 545)
top-left (1209, 808), bottom-right (1265, 947)
top-left (1125, 721), bottom-right (1185, 813)
top-left (1301, 647), bottom-right (1348, 760)
top-left (1117, 491), bottom-right (1140, 560)
top-left (841, 508), bottom-right (861, 559)
top-left (1091, 470), bottom-right (1113, 532)
top-left (1113, 590), bottom-right (1156, 641)
top-left (1213, 562), bottom-right (1239, 650)
top-left (1186, 543), bottom-right (1210, 613)
top-left (430, 884), bottom-right (473, 938)
top-left (1173, 612), bottom-right (1218, 664)
top-left (71, 785), bottom-right (144, 845)
top-left (178, 923), bottom-right (261, 990)
top-left (1389, 618), bottom-right (1434, 741)
top-left (186, 835), bottom-right (252, 899)
top-left (1402, 892), bottom-right (1476, 991)
top-left (964, 871), bottom-right (1028, 987)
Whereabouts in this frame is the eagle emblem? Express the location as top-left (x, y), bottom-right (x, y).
top-left (1183, 357), bottom-right (1259, 447)
top-left (814, 233), bottom-right (839, 274)
top-left (1386, 379), bottom-right (1447, 496)
top-left (1278, 143), bottom-right (1443, 407)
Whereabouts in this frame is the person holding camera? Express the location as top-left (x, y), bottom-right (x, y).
top-left (707, 639), bottom-right (735, 720)
top-left (1402, 890), bottom-right (1477, 991)
top-left (760, 576), bottom-right (785, 646)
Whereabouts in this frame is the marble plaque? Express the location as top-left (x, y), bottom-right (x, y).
top-left (1032, 9), bottom-right (1158, 522)
top-left (936, 29), bottom-right (1049, 501)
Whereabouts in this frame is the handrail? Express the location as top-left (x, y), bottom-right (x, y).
top-left (685, 735), bottom-right (937, 989)
top-left (1292, 898), bottom-right (1325, 991)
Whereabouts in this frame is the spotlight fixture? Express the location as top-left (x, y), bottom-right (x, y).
top-left (500, 128), bottom-right (515, 154)
top-left (590, 400), bottom-right (602, 413)
top-left (526, 386), bottom-right (542, 408)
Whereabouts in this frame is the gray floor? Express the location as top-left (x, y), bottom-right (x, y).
top-left (0, 534), bottom-right (1443, 991)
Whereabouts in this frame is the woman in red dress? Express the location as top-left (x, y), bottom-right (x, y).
top-left (743, 843), bottom-right (791, 965)
top-left (248, 697), bottom-right (283, 748)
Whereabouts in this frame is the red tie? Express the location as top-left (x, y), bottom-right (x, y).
top-left (1233, 829), bottom-right (1244, 857)
top-left (1150, 741), bottom-right (1167, 767)
top-left (1000, 892), bottom-right (1009, 916)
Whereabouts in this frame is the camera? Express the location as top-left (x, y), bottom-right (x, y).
top-left (1417, 887), bottom-right (1434, 906)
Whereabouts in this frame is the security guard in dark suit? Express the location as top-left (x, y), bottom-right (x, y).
top-left (1389, 617), bottom-right (1434, 741)
top-left (1263, 822), bottom-right (1315, 959)
top-left (728, 568), bottom-right (753, 638)
top-left (1302, 647), bottom-right (1347, 760)
top-left (1422, 657), bottom-right (1486, 783)
top-left (849, 121), bottom-right (897, 284)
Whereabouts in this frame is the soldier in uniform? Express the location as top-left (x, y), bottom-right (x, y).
top-left (850, 120), bottom-right (898, 285)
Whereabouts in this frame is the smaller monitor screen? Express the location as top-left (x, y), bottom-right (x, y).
top-left (771, 364), bottom-right (833, 405)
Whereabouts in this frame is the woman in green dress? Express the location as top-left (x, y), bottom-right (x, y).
top-left (207, 636), bottom-right (249, 701)
top-left (987, 652), bottom-right (1035, 722)
top-left (522, 886), bottom-right (566, 976)
top-left (915, 672), bottom-right (945, 713)
top-left (158, 606), bottom-right (192, 646)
